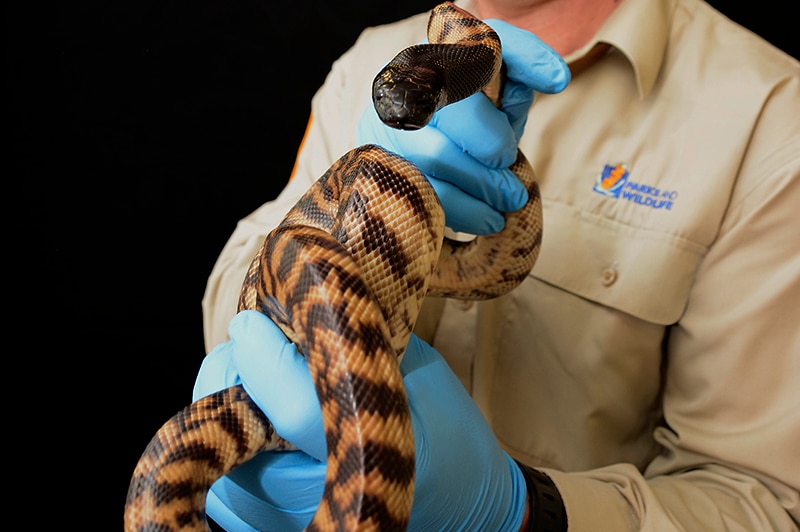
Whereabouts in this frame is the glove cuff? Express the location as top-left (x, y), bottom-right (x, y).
top-left (514, 460), bottom-right (567, 532)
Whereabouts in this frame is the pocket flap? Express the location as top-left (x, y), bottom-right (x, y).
top-left (532, 201), bottom-right (707, 325)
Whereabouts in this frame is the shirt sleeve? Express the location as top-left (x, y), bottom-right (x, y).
top-left (542, 89), bottom-right (800, 530)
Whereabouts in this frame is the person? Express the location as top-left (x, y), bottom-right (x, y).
top-left (192, 0), bottom-right (800, 529)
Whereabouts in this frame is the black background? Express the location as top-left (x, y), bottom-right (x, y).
top-left (8, 1), bottom-right (796, 528)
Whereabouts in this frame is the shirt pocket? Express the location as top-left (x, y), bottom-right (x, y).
top-left (532, 200), bottom-right (708, 325)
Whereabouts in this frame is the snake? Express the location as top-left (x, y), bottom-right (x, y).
top-left (124, 2), bottom-right (542, 530)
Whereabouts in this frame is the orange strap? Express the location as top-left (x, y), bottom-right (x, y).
top-left (289, 113), bottom-right (314, 182)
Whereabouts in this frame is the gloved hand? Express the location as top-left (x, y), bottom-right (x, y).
top-left (193, 310), bottom-right (530, 531)
top-left (357, 19), bottom-right (570, 235)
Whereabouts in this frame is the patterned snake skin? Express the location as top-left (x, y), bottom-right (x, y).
top-left (124, 3), bottom-right (542, 530)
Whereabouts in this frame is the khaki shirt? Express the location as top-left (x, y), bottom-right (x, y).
top-left (202, 0), bottom-right (800, 528)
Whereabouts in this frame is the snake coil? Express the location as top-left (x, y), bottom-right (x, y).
top-left (124, 3), bottom-right (542, 530)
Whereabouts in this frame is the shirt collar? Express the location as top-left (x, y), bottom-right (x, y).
top-left (459, 0), bottom-right (674, 99)
top-left (564, 0), bottom-right (674, 98)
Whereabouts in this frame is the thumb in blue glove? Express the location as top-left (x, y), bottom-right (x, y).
top-left (193, 310), bottom-right (529, 531)
top-left (193, 311), bottom-right (326, 462)
top-left (357, 19), bottom-right (569, 235)
top-left (193, 311), bottom-right (327, 531)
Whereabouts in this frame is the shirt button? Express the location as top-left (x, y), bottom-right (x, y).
top-left (457, 300), bottom-right (474, 310)
top-left (601, 267), bottom-right (618, 286)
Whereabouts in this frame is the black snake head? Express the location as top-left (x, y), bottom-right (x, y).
top-left (372, 49), bottom-right (447, 130)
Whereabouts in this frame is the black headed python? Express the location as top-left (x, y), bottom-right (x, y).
top-left (124, 3), bottom-right (542, 530)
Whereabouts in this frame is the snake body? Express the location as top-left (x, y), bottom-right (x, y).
top-left (124, 3), bottom-right (542, 530)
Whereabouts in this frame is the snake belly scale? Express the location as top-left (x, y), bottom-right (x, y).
top-left (124, 3), bottom-right (542, 531)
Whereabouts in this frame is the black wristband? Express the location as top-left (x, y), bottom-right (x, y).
top-left (515, 460), bottom-right (567, 532)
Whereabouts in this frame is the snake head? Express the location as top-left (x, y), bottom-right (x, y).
top-left (372, 59), bottom-right (446, 130)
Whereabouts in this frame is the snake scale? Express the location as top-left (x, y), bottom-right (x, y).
top-left (124, 3), bottom-right (542, 530)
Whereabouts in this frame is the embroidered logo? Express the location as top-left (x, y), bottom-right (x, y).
top-left (593, 163), bottom-right (678, 210)
top-left (593, 163), bottom-right (628, 197)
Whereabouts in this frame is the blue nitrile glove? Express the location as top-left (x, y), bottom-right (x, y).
top-left (357, 19), bottom-right (570, 235)
top-left (193, 310), bottom-right (530, 531)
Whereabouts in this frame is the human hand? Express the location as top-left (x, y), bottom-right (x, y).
top-left (193, 310), bottom-right (529, 531)
top-left (357, 19), bottom-right (570, 235)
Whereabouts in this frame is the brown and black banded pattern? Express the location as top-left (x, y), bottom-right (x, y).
top-left (125, 3), bottom-right (542, 531)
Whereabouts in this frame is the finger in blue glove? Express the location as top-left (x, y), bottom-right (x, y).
top-left (358, 105), bottom-right (524, 235)
top-left (193, 310), bottom-right (326, 462)
top-left (231, 310), bottom-right (327, 462)
top-left (399, 335), bottom-right (529, 531)
top-left (484, 19), bottom-right (571, 138)
top-left (207, 451), bottom-right (325, 532)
